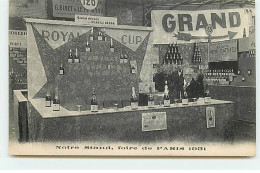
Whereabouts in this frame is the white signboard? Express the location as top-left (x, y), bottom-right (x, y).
top-left (142, 112), bottom-right (167, 131)
top-left (9, 30), bottom-right (27, 48)
top-left (206, 107), bottom-right (215, 128)
top-left (151, 9), bottom-right (252, 44)
top-left (75, 14), bottom-right (117, 26)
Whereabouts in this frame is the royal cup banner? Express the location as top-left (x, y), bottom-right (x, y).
top-left (151, 8), bottom-right (254, 44)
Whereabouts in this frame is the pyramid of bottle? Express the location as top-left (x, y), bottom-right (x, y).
top-left (163, 43), bottom-right (183, 65)
top-left (192, 42), bottom-right (202, 63)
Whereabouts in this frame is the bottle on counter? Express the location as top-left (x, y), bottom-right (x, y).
top-left (90, 27), bottom-right (94, 41)
top-left (74, 48), bottom-right (80, 63)
top-left (120, 51), bottom-right (124, 64)
top-left (59, 63), bottom-right (64, 75)
top-left (124, 54), bottom-right (128, 64)
top-left (110, 39), bottom-right (114, 53)
top-left (53, 87), bottom-right (60, 111)
top-left (182, 87), bottom-right (188, 105)
top-left (86, 41), bottom-right (91, 52)
top-left (68, 49), bottom-right (73, 63)
top-left (148, 87), bottom-right (155, 108)
top-left (164, 81), bottom-right (170, 107)
top-left (204, 85), bottom-right (211, 103)
top-left (45, 87), bottom-right (51, 107)
top-left (91, 88), bottom-right (98, 112)
top-left (98, 31), bottom-right (103, 41)
top-left (130, 87), bottom-right (138, 110)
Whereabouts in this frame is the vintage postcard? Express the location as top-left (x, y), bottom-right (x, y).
top-left (9, 0), bottom-right (256, 156)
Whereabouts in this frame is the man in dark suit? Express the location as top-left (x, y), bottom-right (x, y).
top-left (168, 68), bottom-right (184, 102)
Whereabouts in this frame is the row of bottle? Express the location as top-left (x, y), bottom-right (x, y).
top-left (249, 49), bottom-right (255, 58)
top-left (89, 27), bottom-right (108, 41)
top-left (85, 38), bottom-right (115, 53)
top-left (192, 42), bottom-right (202, 63)
top-left (204, 69), bottom-right (235, 79)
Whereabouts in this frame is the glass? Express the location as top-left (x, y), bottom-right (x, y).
top-left (76, 105), bottom-right (82, 112)
top-left (114, 103), bottom-right (118, 110)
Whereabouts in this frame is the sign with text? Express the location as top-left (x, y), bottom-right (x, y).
top-left (9, 30), bottom-right (27, 48)
top-left (206, 107), bottom-right (215, 128)
top-left (75, 15), bottom-right (117, 26)
top-left (209, 39), bottom-right (237, 62)
top-left (142, 112), bottom-right (167, 131)
top-left (53, 0), bottom-right (105, 19)
top-left (81, 0), bottom-right (98, 10)
top-left (151, 9), bottom-right (251, 44)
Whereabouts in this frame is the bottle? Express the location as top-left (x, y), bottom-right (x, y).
top-left (148, 87), bottom-right (155, 108)
top-left (124, 54), bottom-right (128, 64)
top-left (168, 52), bottom-right (173, 64)
top-left (164, 81), bottom-right (170, 107)
top-left (165, 51), bottom-right (169, 65)
top-left (90, 88), bottom-right (98, 112)
top-left (131, 64), bottom-right (136, 74)
top-left (86, 41), bottom-right (91, 52)
top-left (59, 63), bottom-right (64, 75)
top-left (173, 52), bottom-right (177, 64)
top-left (204, 85), bottom-right (211, 103)
top-left (90, 27), bottom-right (94, 41)
top-left (242, 75), bottom-right (245, 82)
top-left (179, 54), bottom-right (183, 65)
top-left (130, 87), bottom-right (138, 109)
top-left (98, 31), bottom-right (103, 41)
top-left (45, 87), bottom-right (51, 107)
top-left (68, 49), bottom-right (73, 63)
top-left (120, 52), bottom-right (124, 64)
top-left (74, 48), bottom-right (80, 63)
top-left (182, 87), bottom-right (188, 105)
top-left (243, 28), bottom-right (246, 38)
top-left (53, 88), bottom-right (60, 111)
top-left (110, 39), bottom-right (114, 53)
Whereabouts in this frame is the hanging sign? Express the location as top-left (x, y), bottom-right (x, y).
top-left (142, 112), bottom-right (167, 131)
top-left (151, 9), bottom-right (251, 44)
top-left (206, 107), bottom-right (215, 128)
top-left (75, 15), bottom-right (117, 26)
top-left (53, 0), bottom-right (105, 19)
top-left (209, 39), bottom-right (237, 62)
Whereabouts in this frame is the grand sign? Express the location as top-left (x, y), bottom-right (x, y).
top-left (53, 0), bottom-right (105, 19)
top-left (151, 9), bottom-right (252, 44)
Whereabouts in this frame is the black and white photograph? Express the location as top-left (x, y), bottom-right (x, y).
top-left (8, 0), bottom-right (256, 156)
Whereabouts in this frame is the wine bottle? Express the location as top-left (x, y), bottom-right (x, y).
top-left (179, 54), bottom-right (183, 65)
top-left (204, 85), bottom-right (211, 103)
top-left (45, 87), bottom-right (51, 107)
top-left (74, 48), bottom-right (80, 63)
top-left (120, 52), bottom-right (124, 64)
top-left (59, 63), bottom-right (64, 75)
top-left (131, 64), bottom-right (136, 74)
top-left (124, 54), bottom-right (128, 64)
top-left (86, 41), bottom-right (91, 52)
top-left (91, 88), bottom-right (98, 112)
top-left (169, 52), bottom-right (172, 64)
top-left (130, 87), bottom-right (138, 109)
top-left (53, 88), bottom-right (60, 111)
top-left (68, 49), bottom-right (73, 63)
top-left (182, 87), bottom-right (188, 105)
top-left (148, 87), bottom-right (155, 108)
top-left (110, 39), bottom-right (114, 53)
top-left (98, 31), bottom-right (103, 41)
top-left (164, 81), bottom-right (170, 107)
top-left (90, 27), bottom-right (94, 41)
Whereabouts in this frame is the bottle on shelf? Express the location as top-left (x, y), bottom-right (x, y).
top-left (98, 31), bottom-right (103, 41)
top-left (179, 54), bottom-right (183, 65)
top-left (182, 87), bottom-right (188, 105)
top-left (204, 85), bottom-right (211, 103)
top-left (120, 52), bottom-right (124, 64)
top-left (53, 87), bottom-right (60, 111)
top-left (110, 39), bottom-right (114, 53)
top-left (164, 81), bottom-right (170, 107)
top-left (242, 75), bottom-right (245, 82)
top-left (90, 88), bottom-right (98, 112)
top-left (68, 49), bottom-right (73, 63)
top-left (45, 87), bottom-right (51, 107)
top-left (74, 48), bottom-right (80, 63)
top-left (173, 52), bottom-right (177, 65)
top-left (59, 63), bottom-right (64, 75)
top-left (86, 41), bottom-right (91, 52)
top-left (130, 87), bottom-right (138, 109)
top-left (124, 54), bottom-right (128, 64)
top-left (168, 52), bottom-right (173, 64)
top-left (148, 87), bottom-right (155, 108)
top-left (131, 64), bottom-right (136, 74)
top-left (103, 31), bottom-right (107, 41)
top-left (90, 27), bottom-right (94, 41)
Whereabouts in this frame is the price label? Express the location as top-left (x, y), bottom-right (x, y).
top-left (81, 0), bottom-right (98, 10)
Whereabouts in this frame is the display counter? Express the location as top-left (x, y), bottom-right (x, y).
top-left (28, 97), bottom-right (234, 143)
